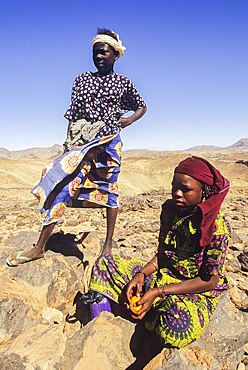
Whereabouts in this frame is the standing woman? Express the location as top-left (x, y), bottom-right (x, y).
top-left (7, 28), bottom-right (147, 266)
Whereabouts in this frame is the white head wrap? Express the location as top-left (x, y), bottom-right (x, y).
top-left (92, 32), bottom-right (126, 59)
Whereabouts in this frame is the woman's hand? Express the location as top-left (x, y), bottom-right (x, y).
top-left (126, 272), bottom-right (145, 304)
top-left (128, 288), bottom-right (159, 320)
top-left (118, 116), bottom-right (133, 129)
top-left (118, 106), bottom-right (147, 129)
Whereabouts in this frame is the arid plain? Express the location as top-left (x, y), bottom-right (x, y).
top-left (0, 146), bottom-right (247, 251)
top-left (1, 148), bottom-right (248, 199)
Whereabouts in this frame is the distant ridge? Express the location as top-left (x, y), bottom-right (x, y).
top-left (186, 145), bottom-right (223, 151)
top-left (0, 144), bottom-right (63, 159)
top-left (226, 138), bottom-right (248, 151)
top-left (124, 149), bottom-right (152, 153)
top-left (186, 138), bottom-right (248, 152)
top-left (0, 138), bottom-right (247, 158)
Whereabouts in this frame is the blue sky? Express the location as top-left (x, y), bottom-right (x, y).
top-left (1, 0), bottom-right (247, 151)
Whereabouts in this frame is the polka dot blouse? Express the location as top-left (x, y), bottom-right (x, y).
top-left (64, 71), bottom-right (146, 137)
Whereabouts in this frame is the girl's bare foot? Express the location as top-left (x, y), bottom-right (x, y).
top-left (100, 240), bottom-right (112, 255)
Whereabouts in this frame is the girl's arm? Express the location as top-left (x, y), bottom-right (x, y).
top-left (129, 273), bottom-right (220, 320)
top-left (128, 252), bottom-right (220, 318)
top-left (126, 255), bottom-right (158, 303)
top-left (158, 274), bottom-right (219, 296)
top-left (118, 106), bottom-right (147, 129)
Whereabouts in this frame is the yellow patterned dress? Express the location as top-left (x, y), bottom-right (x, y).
top-left (90, 200), bottom-right (231, 348)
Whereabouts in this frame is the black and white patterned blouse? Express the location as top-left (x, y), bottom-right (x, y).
top-left (64, 71), bottom-right (146, 137)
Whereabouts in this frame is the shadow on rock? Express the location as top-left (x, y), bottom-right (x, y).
top-left (45, 231), bottom-right (86, 260)
top-left (125, 322), bottom-right (164, 370)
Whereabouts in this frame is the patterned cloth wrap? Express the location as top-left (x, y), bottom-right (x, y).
top-left (90, 199), bottom-right (231, 348)
top-left (32, 134), bottom-right (122, 227)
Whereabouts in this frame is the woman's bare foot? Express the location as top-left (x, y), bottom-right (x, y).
top-left (7, 223), bottom-right (55, 266)
top-left (6, 245), bottom-right (45, 267)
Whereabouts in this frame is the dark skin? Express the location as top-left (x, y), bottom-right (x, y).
top-left (8, 40), bottom-right (147, 264)
top-left (126, 173), bottom-right (219, 319)
top-left (67, 42), bottom-right (146, 254)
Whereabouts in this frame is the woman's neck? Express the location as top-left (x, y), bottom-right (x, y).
top-left (96, 69), bottom-right (114, 77)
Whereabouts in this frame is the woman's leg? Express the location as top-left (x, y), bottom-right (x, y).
top-left (101, 207), bottom-right (118, 254)
top-left (27, 223), bottom-right (56, 257)
top-left (6, 223), bottom-right (56, 266)
top-left (7, 177), bottom-right (74, 266)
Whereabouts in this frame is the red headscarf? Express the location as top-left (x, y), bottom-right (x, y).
top-left (175, 156), bottom-right (230, 247)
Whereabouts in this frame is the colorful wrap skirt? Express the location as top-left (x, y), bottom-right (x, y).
top-left (90, 253), bottom-right (227, 349)
top-left (32, 134), bottom-right (122, 227)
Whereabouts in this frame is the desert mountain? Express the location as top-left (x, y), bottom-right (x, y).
top-left (0, 138), bottom-right (248, 158)
top-left (0, 144), bottom-right (63, 158)
top-left (187, 138), bottom-right (248, 152)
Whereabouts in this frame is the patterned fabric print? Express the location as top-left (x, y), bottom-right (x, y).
top-left (145, 291), bottom-right (220, 348)
top-left (89, 254), bottom-right (220, 348)
top-left (89, 201), bottom-right (231, 349)
top-left (64, 72), bottom-right (146, 137)
top-left (158, 200), bottom-right (231, 295)
top-left (90, 254), bottom-right (147, 302)
top-left (32, 134), bottom-right (122, 226)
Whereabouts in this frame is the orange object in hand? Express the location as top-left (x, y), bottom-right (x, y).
top-left (130, 296), bottom-right (142, 311)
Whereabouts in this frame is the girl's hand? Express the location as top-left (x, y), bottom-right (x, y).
top-left (128, 288), bottom-right (159, 320)
top-left (126, 273), bottom-right (145, 304)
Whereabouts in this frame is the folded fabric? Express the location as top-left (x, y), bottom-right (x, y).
top-left (63, 119), bottom-right (105, 151)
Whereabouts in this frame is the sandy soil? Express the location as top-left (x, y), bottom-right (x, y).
top-left (0, 151), bottom-right (248, 203)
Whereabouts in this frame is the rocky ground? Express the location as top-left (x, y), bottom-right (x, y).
top-left (0, 186), bottom-right (248, 369)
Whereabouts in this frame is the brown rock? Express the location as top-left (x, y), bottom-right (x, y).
top-left (225, 258), bottom-right (241, 273)
top-left (0, 324), bottom-right (66, 369)
top-left (1, 154), bottom-right (248, 369)
top-left (238, 252), bottom-right (248, 272)
top-left (62, 312), bottom-right (136, 370)
top-left (229, 285), bottom-right (248, 311)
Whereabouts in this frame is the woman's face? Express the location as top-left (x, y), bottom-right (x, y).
top-left (93, 42), bottom-right (116, 76)
top-left (172, 172), bottom-right (203, 214)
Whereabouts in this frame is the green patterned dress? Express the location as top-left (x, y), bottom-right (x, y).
top-left (90, 199), bottom-right (231, 348)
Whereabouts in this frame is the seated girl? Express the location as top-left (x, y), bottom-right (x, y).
top-left (88, 156), bottom-right (231, 349)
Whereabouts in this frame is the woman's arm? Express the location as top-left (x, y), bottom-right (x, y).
top-left (66, 120), bottom-right (73, 136)
top-left (118, 106), bottom-right (147, 129)
top-left (63, 121), bottom-right (74, 153)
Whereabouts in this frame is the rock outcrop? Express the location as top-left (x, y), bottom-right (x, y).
top-left (0, 188), bottom-right (248, 369)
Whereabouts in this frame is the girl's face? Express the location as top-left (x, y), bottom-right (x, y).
top-left (172, 172), bottom-right (203, 214)
top-left (93, 42), bottom-right (116, 76)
